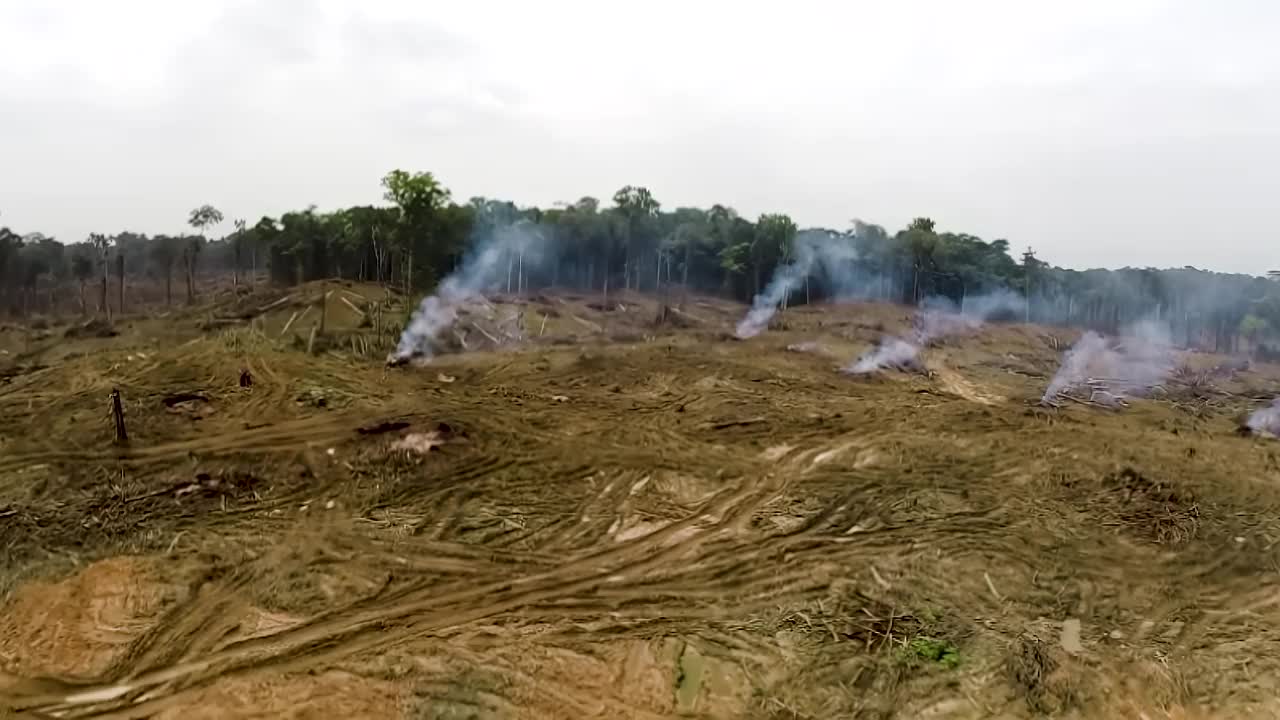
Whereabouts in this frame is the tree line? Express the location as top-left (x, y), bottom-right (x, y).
top-left (2, 170), bottom-right (1278, 353)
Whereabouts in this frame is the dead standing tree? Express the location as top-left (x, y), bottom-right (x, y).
top-left (116, 253), bottom-right (125, 315)
top-left (89, 233), bottom-right (111, 322)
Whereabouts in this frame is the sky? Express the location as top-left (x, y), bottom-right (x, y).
top-left (1, 0), bottom-right (1277, 274)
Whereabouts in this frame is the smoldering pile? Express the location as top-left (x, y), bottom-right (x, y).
top-left (735, 230), bottom-right (858, 339)
top-left (389, 223), bottom-right (547, 366)
top-left (845, 290), bottom-right (1022, 376)
top-left (1242, 399), bottom-right (1280, 438)
top-left (847, 337), bottom-right (926, 374)
top-left (1040, 321), bottom-right (1176, 407)
top-left (387, 300), bottom-right (531, 366)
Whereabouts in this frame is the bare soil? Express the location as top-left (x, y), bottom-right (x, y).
top-left (2, 286), bottom-right (1280, 718)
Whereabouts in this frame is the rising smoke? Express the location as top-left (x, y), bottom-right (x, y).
top-left (845, 290), bottom-right (1024, 374)
top-left (391, 223), bottom-right (547, 362)
top-left (1247, 399), bottom-right (1280, 437)
top-left (1040, 320), bottom-right (1176, 403)
top-left (735, 231), bottom-right (858, 338)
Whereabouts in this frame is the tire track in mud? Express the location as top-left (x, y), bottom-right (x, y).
top-left (0, 435), bottom-right (840, 715)
top-left (4, 475), bottom-right (772, 716)
top-left (8, 340), bottom-right (1279, 717)
top-left (1, 424), bottom-right (1047, 718)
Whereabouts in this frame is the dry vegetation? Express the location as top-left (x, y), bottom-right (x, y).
top-left (2, 283), bottom-right (1280, 719)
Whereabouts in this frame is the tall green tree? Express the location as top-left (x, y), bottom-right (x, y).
top-left (185, 205), bottom-right (221, 303)
top-left (751, 213), bottom-right (798, 298)
top-left (611, 186), bottom-right (661, 291)
top-left (382, 169), bottom-right (452, 293)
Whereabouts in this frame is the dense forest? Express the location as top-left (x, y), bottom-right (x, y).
top-left (2, 169), bottom-right (1278, 353)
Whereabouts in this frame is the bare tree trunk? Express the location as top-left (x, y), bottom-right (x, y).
top-left (79, 280), bottom-right (86, 316)
top-left (186, 258), bottom-right (194, 304)
top-left (165, 265), bottom-right (173, 306)
top-left (101, 268), bottom-right (111, 322)
top-left (319, 283), bottom-right (327, 335)
top-left (116, 254), bottom-right (125, 315)
top-left (681, 241), bottom-right (691, 309)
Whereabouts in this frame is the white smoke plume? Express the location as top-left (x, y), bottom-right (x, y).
top-left (735, 231), bottom-right (857, 339)
top-left (390, 223), bottom-right (546, 362)
top-left (1040, 320), bottom-right (1176, 403)
top-left (847, 337), bottom-right (921, 374)
top-left (845, 290), bottom-right (1023, 375)
top-left (1247, 399), bottom-right (1280, 437)
top-left (1041, 331), bottom-right (1109, 401)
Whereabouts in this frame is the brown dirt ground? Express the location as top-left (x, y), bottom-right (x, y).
top-left (2, 286), bottom-right (1280, 719)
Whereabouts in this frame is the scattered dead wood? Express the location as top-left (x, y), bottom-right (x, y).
top-left (357, 420), bottom-right (412, 435)
top-left (706, 417), bottom-right (767, 430)
top-left (64, 318), bottom-right (117, 339)
top-left (339, 295), bottom-right (366, 319)
top-left (258, 294), bottom-right (295, 313)
top-left (1101, 467), bottom-right (1201, 545)
top-left (161, 392), bottom-right (208, 408)
top-left (281, 306), bottom-right (312, 336)
top-left (470, 323), bottom-right (500, 345)
top-left (568, 314), bottom-right (602, 333)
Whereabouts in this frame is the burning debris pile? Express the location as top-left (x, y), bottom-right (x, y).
top-left (1040, 322), bottom-right (1176, 407)
top-left (847, 337), bottom-right (926, 374)
top-left (786, 340), bottom-right (832, 356)
top-left (845, 291), bottom-right (1022, 376)
top-left (735, 231), bottom-right (858, 339)
top-left (389, 224), bottom-right (545, 366)
top-left (1244, 399), bottom-right (1280, 438)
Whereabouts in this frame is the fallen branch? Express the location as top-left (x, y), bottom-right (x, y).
top-left (280, 310), bottom-right (300, 336)
top-left (339, 295), bottom-right (366, 319)
top-left (705, 417), bottom-right (767, 430)
top-left (258, 294), bottom-right (294, 313)
top-left (470, 322), bottom-right (500, 345)
top-left (569, 314), bottom-right (602, 333)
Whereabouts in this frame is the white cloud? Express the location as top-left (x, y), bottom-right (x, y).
top-left (0, 0), bottom-right (1277, 273)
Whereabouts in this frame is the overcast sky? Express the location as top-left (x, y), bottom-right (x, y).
top-left (1, 0), bottom-right (1276, 274)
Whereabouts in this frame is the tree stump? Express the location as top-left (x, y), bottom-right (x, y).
top-left (110, 388), bottom-right (128, 444)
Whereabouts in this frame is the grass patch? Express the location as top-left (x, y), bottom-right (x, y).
top-left (899, 636), bottom-right (962, 670)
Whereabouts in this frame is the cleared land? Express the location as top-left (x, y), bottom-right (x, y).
top-left (1, 284), bottom-right (1279, 719)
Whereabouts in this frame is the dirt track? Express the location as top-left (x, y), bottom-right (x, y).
top-left (2, 290), bottom-right (1280, 718)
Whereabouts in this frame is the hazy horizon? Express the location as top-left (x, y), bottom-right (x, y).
top-left (2, 0), bottom-right (1276, 275)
